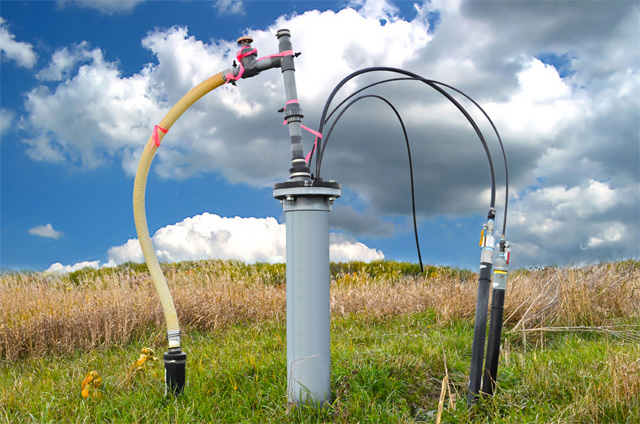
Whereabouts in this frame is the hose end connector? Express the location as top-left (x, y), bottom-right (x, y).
top-left (164, 348), bottom-right (187, 396)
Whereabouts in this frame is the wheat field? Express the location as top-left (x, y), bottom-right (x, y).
top-left (1, 260), bottom-right (638, 361)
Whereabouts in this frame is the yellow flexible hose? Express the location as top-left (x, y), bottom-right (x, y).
top-left (133, 72), bottom-right (226, 348)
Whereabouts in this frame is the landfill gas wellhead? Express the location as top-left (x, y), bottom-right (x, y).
top-left (133, 29), bottom-right (511, 407)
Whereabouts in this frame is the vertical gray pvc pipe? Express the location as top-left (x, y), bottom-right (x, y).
top-left (274, 28), bottom-right (338, 407)
top-left (285, 195), bottom-right (331, 406)
top-left (276, 29), bottom-right (307, 171)
top-left (274, 184), bottom-right (340, 406)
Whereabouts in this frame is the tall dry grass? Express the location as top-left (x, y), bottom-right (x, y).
top-left (1, 260), bottom-right (638, 360)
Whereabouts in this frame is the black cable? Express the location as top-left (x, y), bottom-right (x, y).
top-left (318, 76), bottom-right (509, 237)
top-left (315, 67), bottom-right (496, 212)
top-left (323, 77), bottom-right (408, 125)
top-left (320, 93), bottom-right (423, 271)
top-left (428, 80), bottom-right (509, 237)
top-left (314, 67), bottom-right (510, 406)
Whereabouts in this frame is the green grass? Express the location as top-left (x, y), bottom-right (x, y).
top-left (2, 260), bottom-right (639, 422)
top-left (2, 311), bottom-right (638, 423)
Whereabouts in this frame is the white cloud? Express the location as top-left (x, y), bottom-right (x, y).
top-left (329, 233), bottom-right (385, 262)
top-left (508, 180), bottom-right (639, 266)
top-left (36, 42), bottom-right (92, 81)
top-left (483, 58), bottom-right (584, 140)
top-left (44, 259), bottom-right (116, 274)
top-left (586, 222), bottom-right (624, 249)
top-left (21, 5), bottom-right (432, 180)
top-left (57, 0), bottom-right (145, 14)
top-left (0, 17), bottom-right (37, 68)
top-left (214, 0), bottom-right (244, 16)
top-left (23, 45), bottom-right (162, 168)
top-left (107, 213), bottom-right (384, 264)
top-left (0, 109), bottom-right (15, 136)
top-left (350, 0), bottom-right (399, 20)
top-left (14, 0), bottom-right (640, 267)
top-left (28, 223), bottom-right (64, 239)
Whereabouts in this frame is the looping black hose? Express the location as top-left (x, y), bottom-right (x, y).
top-left (317, 76), bottom-right (509, 236)
top-left (314, 66), bottom-right (497, 213)
top-left (321, 93), bottom-right (423, 270)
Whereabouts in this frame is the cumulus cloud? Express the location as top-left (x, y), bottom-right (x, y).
top-left (214, 0), bottom-right (244, 16)
top-left (350, 0), bottom-right (399, 20)
top-left (21, 5), bottom-right (431, 180)
top-left (107, 213), bottom-right (384, 264)
top-left (329, 233), bottom-right (385, 262)
top-left (483, 58), bottom-right (582, 140)
top-left (509, 180), bottom-right (639, 266)
top-left (0, 17), bottom-right (37, 68)
top-left (36, 42), bottom-right (93, 81)
top-left (23, 43), bottom-right (163, 168)
top-left (15, 0), bottom-right (640, 266)
top-left (28, 223), bottom-right (64, 239)
top-left (57, 0), bottom-right (145, 14)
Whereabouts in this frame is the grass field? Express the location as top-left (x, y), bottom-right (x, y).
top-left (1, 260), bottom-right (639, 423)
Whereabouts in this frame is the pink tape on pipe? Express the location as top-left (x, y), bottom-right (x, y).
top-left (237, 48), bottom-right (257, 59)
top-left (304, 129), bottom-right (322, 165)
top-left (257, 50), bottom-right (294, 61)
top-left (225, 48), bottom-right (256, 84)
top-left (154, 125), bottom-right (168, 147)
top-left (304, 141), bottom-right (316, 165)
top-left (281, 100), bottom-right (321, 164)
top-left (301, 124), bottom-right (322, 139)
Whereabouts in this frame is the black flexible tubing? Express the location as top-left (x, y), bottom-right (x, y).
top-left (320, 93), bottom-right (423, 271)
top-left (316, 75), bottom-right (509, 237)
top-left (314, 67), bottom-right (496, 212)
top-left (482, 288), bottom-right (505, 396)
top-left (429, 80), bottom-right (509, 237)
top-left (428, 79), bottom-right (508, 401)
top-left (414, 77), bottom-right (508, 399)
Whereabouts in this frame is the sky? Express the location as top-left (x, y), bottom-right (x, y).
top-left (1, 0), bottom-right (638, 272)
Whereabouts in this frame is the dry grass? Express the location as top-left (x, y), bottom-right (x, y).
top-left (1, 260), bottom-right (638, 360)
top-left (504, 261), bottom-right (640, 329)
top-left (608, 351), bottom-right (640, 404)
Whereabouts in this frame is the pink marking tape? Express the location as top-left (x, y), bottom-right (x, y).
top-left (304, 129), bottom-right (321, 165)
top-left (225, 48), bottom-right (257, 84)
top-left (154, 125), bottom-right (168, 147)
top-left (281, 100), bottom-right (322, 163)
top-left (257, 50), bottom-right (294, 61)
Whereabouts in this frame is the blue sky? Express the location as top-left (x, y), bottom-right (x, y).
top-left (1, 0), bottom-right (638, 272)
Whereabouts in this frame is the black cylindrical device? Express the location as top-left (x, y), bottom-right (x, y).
top-left (482, 246), bottom-right (508, 396)
top-left (164, 349), bottom-right (187, 395)
top-left (467, 260), bottom-right (493, 405)
top-left (467, 214), bottom-right (496, 406)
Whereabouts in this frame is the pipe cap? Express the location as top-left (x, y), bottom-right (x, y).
top-left (237, 36), bottom-right (253, 45)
